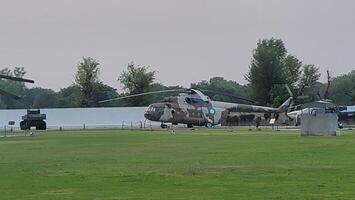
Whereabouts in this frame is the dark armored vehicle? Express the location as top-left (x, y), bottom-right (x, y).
top-left (20, 109), bottom-right (47, 130)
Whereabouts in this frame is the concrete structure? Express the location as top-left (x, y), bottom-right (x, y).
top-left (300, 108), bottom-right (339, 136)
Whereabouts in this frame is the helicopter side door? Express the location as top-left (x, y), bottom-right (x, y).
top-left (185, 97), bottom-right (223, 126)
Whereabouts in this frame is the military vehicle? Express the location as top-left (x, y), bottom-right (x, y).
top-left (100, 88), bottom-right (293, 128)
top-left (20, 109), bottom-right (47, 130)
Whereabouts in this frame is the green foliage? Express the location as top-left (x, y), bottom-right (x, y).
top-left (246, 38), bottom-right (321, 106)
top-left (283, 55), bottom-right (302, 86)
top-left (13, 67), bottom-right (26, 78)
top-left (298, 64), bottom-right (321, 95)
top-left (0, 67), bottom-right (27, 109)
top-left (22, 88), bottom-right (59, 108)
top-left (272, 63), bottom-right (321, 106)
top-left (245, 38), bottom-right (289, 105)
top-left (0, 53), bottom-right (351, 110)
top-left (57, 82), bottom-right (118, 108)
top-left (191, 77), bottom-right (250, 103)
top-left (56, 85), bottom-right (81, 108)
top-left (118, 62), bottom-right (156, 106)
top-left (270, 84), bottom-right (290, 107)
top-left (95, 83), bottom-right (119, 107)
top-left (0, 65), bottom-right (120, 109)
top-left (329, 70), bottom-right (355, 105)
top-left (74, 57), bottom-right (101, 107)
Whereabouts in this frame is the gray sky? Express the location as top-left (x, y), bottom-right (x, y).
top-left (0, 0), bottom-right (354, 91)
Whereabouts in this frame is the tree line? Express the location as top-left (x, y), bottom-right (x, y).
top-left (0, 38), bottom-right (354, 109)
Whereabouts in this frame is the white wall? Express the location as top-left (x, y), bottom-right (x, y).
top-left (0, 107), bottom-right (149, 130)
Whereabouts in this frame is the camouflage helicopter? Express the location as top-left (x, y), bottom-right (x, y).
top-left (0, 74), bottom-right (34, 99)
top-left (100, 88), bottom-right (293, 128)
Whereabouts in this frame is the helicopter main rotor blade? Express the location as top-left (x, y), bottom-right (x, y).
top-left (199, 89), bottom-right (257, 104)
top-left (0, 74), bottom-right (35, 83)
top-left (0, 88), bottom-right (22, 100)
top-left (99, 89), bottom-right (181, 103)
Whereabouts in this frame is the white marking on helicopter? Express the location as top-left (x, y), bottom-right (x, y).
top-left (159, 105), bottom-right (173, 121)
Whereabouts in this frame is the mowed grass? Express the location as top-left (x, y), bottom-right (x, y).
top-left (1, 129), bottom-right (355, 200)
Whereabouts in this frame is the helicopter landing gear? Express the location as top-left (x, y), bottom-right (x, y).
top-left (205, 122), bottom-right (213, 128)
top-left (161, 123), bottom-right (168, 129)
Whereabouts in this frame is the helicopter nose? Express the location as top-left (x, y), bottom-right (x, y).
top-left (145, 104), bottom-right (165, 121)
top-left (145, 105), bottom-right (154, 120)
top-left (144, 112), bottom-right (153, 120)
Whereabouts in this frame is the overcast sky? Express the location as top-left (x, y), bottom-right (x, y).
top-left (0, 0), bottom-right (354, 91)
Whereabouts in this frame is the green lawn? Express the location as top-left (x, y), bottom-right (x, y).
top-left (1, 129), bottom-right (355, 200)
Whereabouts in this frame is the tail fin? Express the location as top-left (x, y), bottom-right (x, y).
top-left (277, 97), bottom-right (293, 113)
top-left (278, 85), bottom-right (294, 113)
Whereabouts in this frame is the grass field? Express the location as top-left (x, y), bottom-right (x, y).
top-left (1, 129), bottom-right (355, 200)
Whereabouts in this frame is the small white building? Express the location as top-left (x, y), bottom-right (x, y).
top-left (300, 101), bottom-right (339, 136)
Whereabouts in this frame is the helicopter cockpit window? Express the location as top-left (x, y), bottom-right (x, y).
top-left (185, 98), bottom-right (191, 104)
top-left (155, 107), bottom-right (165, 113)
top-left (147, 106), bottom-right (165, 113)
top-left (185, 98), bottom-right (208, 106)
top-left (147, 106), bottom-right (157, 112)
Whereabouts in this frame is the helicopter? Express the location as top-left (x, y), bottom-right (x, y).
top-left (100, 88), bottom-right (293, 128)
top-left (286, 101), bottom-right (354, 126)
top-left (0, 74), bottom-right (34, 99)
top-left (284, 81), bottom-right (354, 126)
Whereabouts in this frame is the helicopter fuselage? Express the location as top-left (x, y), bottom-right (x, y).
top-left (144, 91), bottom-right (292, 127)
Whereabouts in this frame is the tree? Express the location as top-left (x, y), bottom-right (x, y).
top-left (245, 38), bottom-right (288, 105)
top-left (0, 67), bottom-right (28, 109)
top-left (329, 70), bottom-right (355, 105)
top-left (271, 55), bottom-right (303, 106)
top-left (95, 83), bottom-right (119, 107)
top-left (74, 57), bottom-right (100, 107)
top-left (245, 38), bottom-right (323, 106)
top-left (283, 55), bottom-right (302, 86)
top-left (22, 88), bottom-right (59, 108)
top-left (0, 68), bottom-right (12, 76)
top-left (298, 64), bottom-right (321, 96)
top-left (57, 85), bottom-right (81, 108)
top-left (13, 67), bottom-right (26, 78)
top-left (118, 62), bottom-right (156, 106)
